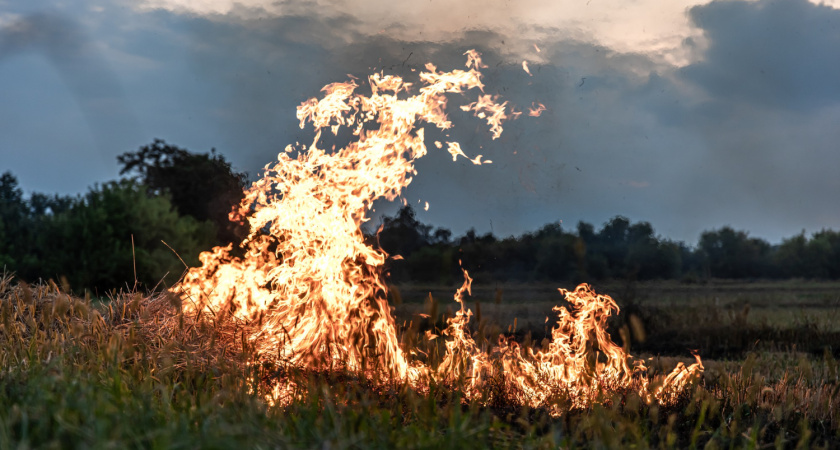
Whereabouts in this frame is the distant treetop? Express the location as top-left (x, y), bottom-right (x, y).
top-left (118, 139), bottom-right (249, 244)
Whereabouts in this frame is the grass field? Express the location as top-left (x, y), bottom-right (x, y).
top-left (1, 274), bottom-right (839, 448)
top-left (391, 280), bottom-right (840, 357)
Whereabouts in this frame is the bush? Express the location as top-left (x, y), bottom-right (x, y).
top-left (1, 175), bottom-right (215, 295)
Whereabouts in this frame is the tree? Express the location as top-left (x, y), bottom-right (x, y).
top-left (0, 172), bottom-right (27, 270)
top-left (699, 227), bottom-right (771, 279)
top-left (599, 216), bottom-right (632, 275)
top-left (775, 230), bottom-right (840, 279)
top-left (623, 221), bottom-right (682, 280)
top-left (811, 230), bottom-right (840, 278)
top-left (0, 170), bottom-right (216, 294)
top-left (378, 206), bottom-right (433, 258)
top-left (376, 206), bottom-right (458, 283)
top-left (41, 180), bottom-right (216, 294)
top-left (118, 139), bottom-right (249, 244)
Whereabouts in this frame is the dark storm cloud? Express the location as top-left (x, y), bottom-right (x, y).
top-left (4, 0), bottom-right (839, 244)
top-left (681, 0), bottom-right (840, 112)
top-left (631, 0), bottom-right (840, 241)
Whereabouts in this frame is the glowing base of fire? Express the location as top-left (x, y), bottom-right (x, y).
top-left (216, 269), bottom-right (703, 414)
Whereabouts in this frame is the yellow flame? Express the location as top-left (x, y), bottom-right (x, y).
top-left (174, 50), bottom-right (701, 413)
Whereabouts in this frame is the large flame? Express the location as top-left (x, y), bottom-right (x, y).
top-left (174, 50), bottom-right (702, 412)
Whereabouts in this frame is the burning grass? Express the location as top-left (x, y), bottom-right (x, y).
top-left (1, 273), bottom-right (839, 447)
top-left (169, 50), bottom-right (703, 412)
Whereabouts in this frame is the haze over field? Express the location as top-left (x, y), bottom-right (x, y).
top-left (2, 0), bottom-right (839, 243)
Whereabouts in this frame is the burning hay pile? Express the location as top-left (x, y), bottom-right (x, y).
top-left (169, 50), bottom-right (702, 412)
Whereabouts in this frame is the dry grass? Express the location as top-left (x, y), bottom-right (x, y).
top-left (2, 273), bottom-right (840, 448)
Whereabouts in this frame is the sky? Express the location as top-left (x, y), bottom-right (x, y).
top-left (1, 0), bottom-right (839, 244)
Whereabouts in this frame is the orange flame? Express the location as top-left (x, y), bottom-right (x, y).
top-left (174, 50), bottom-right (701, 412)
top-left (529, 102), bottom-right (547, 117)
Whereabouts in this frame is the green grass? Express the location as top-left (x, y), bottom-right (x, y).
top-left (2, 275), bottom-right (840, 448)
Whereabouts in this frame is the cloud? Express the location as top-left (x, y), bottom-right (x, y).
top-left (0, 13), bottom-right (139, 157)
top-left (681, 0), bottom-right (840, 111)
top-left (160, 8), bottom-right (687, 236)
top-left (4, 0), bottom-right (840, 244)
top-left (137, 0), bottom-right (710, 60)
top-left (622, 0), bottom-right (840, 241)
top-left (113, 0), bottom-right (840, 243)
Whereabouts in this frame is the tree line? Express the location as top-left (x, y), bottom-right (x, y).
top-left (3, 142), bottom-right (839, 294)
top-left (378, 205), bottom-right (840, 284)
top-left (0, 140), bottom-right (247, 295)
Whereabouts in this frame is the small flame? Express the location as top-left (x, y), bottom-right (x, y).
top-left (529, 102), bottom-right (547, 117)
top-left (173, 50), bottom-right (701, 413)
top-left (446, 141), bottom-right (486, 165)
top-left (460, 95), bottom-right (516, 139)
top-left (522, 61), bottom-right (532, 76)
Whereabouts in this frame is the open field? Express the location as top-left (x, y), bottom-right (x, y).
top-left (1, 275), bottom-right (839, 448)
top-left (391, 280), bottom-right (840, 359)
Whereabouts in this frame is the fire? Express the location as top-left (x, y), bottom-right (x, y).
top-left (174, 50), bottom-right (702, 413)
top-left (529, 102), bottom-right (547, 117)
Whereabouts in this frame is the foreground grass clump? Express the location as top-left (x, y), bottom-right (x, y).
top-left (0, 275), bottom-right (527, 448)
top-left (1, 274), bottom-right (839, 448)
